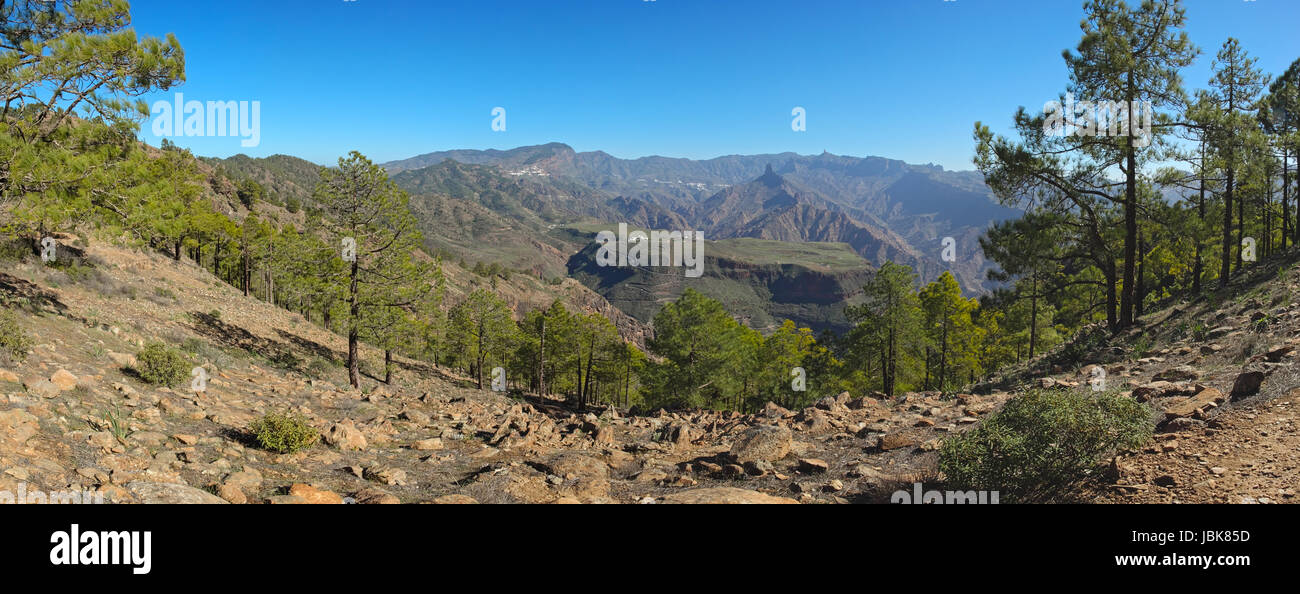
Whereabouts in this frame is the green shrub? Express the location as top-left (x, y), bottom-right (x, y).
top-left (135, 342), bottom-right (192, 387)
top-left (0, 310), bottom-right (31, 366)
top-left (0, 239), bottom-right (28, 262)
top-left (250, 411), bottom-right (318, 453)
top-left (938, 388), bottom-right (1152, 502)
top-left (180, 337), bottom-right (206, 355)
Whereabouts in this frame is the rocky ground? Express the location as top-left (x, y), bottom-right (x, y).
top-left (1, 240), bottom-right (1297, 504)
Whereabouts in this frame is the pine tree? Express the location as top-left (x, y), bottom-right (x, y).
top-left (647, 289), bottom-right (747, 409)
top-left (1203, 38), bottom-right (1268, 286)
top-left (918, 271), bottom-right (981, 392)
top-left (448, 288), bottom-right (517, 390)
top-left (313, 151), bottom-right (429, 388)
top-left (1, 0), bottom-right (184, 244)
top-left (1063, 0), bottom-right (1198, 328)
top-left (848, 262), bottom-right (923, 397)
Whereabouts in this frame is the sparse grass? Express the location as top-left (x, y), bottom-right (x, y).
top-left (1234, 334), bottom-right (1266, 364)
top-left (78, 267), bottom-right (136, 299)
top-left (1130, 335), bottom-right (1154, 359)
top-left (249, 411), bottom-right (318, 454)
top-left (180, 337), bottom-right (204, 354)
top-left (304, 357), bottom-right (336, 380)
top-left (92, 408), bottom-right (132, 445)
top-left (1191, 322), bottom-right (1209, 342)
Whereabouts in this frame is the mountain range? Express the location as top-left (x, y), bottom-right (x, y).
top-left (382, 143), bottom-right (1021, 292)
top-left (207, 143), bottom-right (1020, 334)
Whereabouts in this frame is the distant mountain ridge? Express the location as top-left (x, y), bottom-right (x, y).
top-left (382, 143), bottom-right (1020, 293)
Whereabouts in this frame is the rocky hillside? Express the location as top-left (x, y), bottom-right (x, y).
top-left (1, 238), bottom-right (1297, 504)
top-left (0, 239), bottom-right (992, 504)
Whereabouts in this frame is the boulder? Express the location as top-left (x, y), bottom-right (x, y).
top-left (798, 458), bottom-right (829, 473)
top-left (127, 481), bottom-right (227, 504)
top-left (324, 419), bottom-right (367, 451)
top-left (878, 432), bottom-right (920, 451)
top-left (288, 483), bottom-right (344, 504)
top-left (1162, 388), bottom-right (1225, 421)
top-left (216, 484), bottom-right (246, 504)
top-left (1230, 371), bottom-right (1266, 399)
top-left (26, 379), bottom-right (59, 399)
top-left (729, 425), bottom-right (792, 464)
top-left (1154, 366), bottom-right (1199, 382)
top-left (0, 408), bottom-right (39, 444)
top-left (49, 369), bottom-right (79, 391)
top-left (411, 437), bottom-right (443, 451)
top-left (543, 453), bottom-right (610, 499)
top-left (761, 401), bottom-right (792, 419)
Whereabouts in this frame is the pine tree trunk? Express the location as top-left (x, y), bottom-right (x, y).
top-left (1029, 270), bottom-right (1039, 358)
top-left (538, 317), bottom-right (546, 396)
top-left (938, 314), bottom-right (948, 391)
top-left (1120, 137), bottom-right (1137, 329)
top-left (1138, 235), bottom-right (1146, 318)
top-left (1193, 157), bottom-right (1207, 293)
top-left (1222, 164), bottom-right (1235, 287)
top-left (347, 258), bottom-right (360, 389)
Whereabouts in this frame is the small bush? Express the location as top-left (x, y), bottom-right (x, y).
top-left (135, 342), bottom-right (192, 387)
top-left (938, 388), bottom-right (1152, 502)
top-left (0, 310), bottom-right (31, 366)
top-left (304, 357), bottom-right (335, 380)
top-left (180, 337), bottom-right (205, 354)
top-left (0, 239), bottom-right (29, 262)
top-left (250, 411), bottom-right (318, 453)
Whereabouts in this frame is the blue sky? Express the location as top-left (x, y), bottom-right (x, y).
top-left (128, 0), bottom-right (1298, 171)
